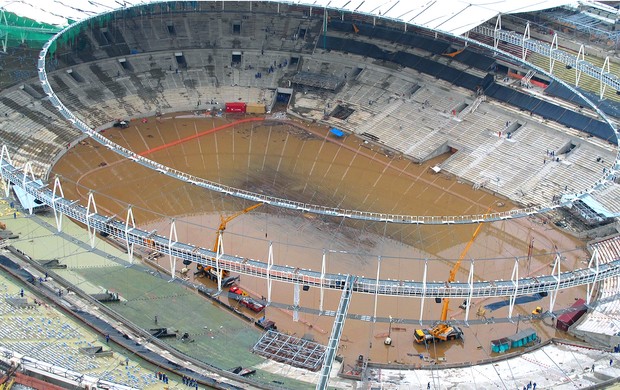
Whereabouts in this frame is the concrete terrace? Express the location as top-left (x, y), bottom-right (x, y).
top-left (573, 236), bottom-right (620, 346)
top-left (0, 269), bottom-right (163, 389)
top-left (0, 3), bottom-right (619, 389)
top-left (365, 342), bottom-right (620, 389)
top-left (290, 48), bottom-right (616, 208)
top-left (0, 5), bottom-right (614, 212)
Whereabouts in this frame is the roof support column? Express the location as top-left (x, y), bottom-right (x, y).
top-left (293, 282), bottom-right (300, 322)
top-left (419, 260), bottom-right (428, 324)
top-left (549, 252), bottom-right (562, 314)
top-left (215, 231), bottom-right (223, 292)
top-left (319, 249), bottom-right (326, 313)
top-left (0, 12), bottom-right (7, 53)
top-left (267, 241), bottom-right (274, 304)
top-left (600, 56), bottom-right (610, 99)
top-left (576, 45), bottom-right (585, 87)
top-left (508, 258), bottom-right (519, 319)
top-left (51, 175), bottom-right (64, 232)
top-left (86, 192), bottom-right (98, 248)
top-left (586, 248), bottom-right (600, 305)
top-left (373, 255), bottom-right (382, 322)
top-left (494, 15), bottom-right (502, 49)
top-left (550, 33), bottom-right (558, 74)
top-left (0, 145), bottom-right (11, 197)
top-left (168, 218), bottom-right (178, 281)
top-left (464, 260), bottom-right (475, 324)
top-left (124, 206), bottom-right (135, 265)
top-left (521, 22), bottom-right (530, 61)
top-left (23, 162), bottom-right (36, 215)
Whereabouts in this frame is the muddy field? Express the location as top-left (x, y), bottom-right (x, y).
top-left (52, 113), bottom-right (589, 366)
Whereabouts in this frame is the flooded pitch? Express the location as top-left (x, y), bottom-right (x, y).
top-left (52, 113), bottom-right (589, 366)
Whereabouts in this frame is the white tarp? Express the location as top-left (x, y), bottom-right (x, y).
top-left (0, 0), bottom-right (582, 35)
top-left (12, 179), bottom-right (47, 212)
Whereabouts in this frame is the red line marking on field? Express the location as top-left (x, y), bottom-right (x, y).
top-left (138, 116), bottom-right (264, 156)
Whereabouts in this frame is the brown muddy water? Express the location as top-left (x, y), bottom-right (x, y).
top-left (52, 114), bottom-right (589, 367)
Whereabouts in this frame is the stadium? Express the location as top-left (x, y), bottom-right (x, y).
top-left (0, 0), bottom-right (620, 389)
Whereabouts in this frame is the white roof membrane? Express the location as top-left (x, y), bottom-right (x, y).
top-left (1, 0), bottom-right (581, 35)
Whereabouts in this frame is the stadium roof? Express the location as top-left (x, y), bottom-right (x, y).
top-left (0, 0), bottom-right (582, 36)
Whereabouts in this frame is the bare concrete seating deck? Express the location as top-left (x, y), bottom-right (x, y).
top-left (0, 275), bottom-right (159, 388)
top-left (574, 236), bottom-right (620, 338)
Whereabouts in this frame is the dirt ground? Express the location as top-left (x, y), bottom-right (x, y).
top-left (51, 113), bottom-right (590, 366)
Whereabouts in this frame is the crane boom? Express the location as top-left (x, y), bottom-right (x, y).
top-left (213, 202), bottom-right (263, 252)
top-left (414, 206), bottom-right (492, 345)
top-left (440, 207), bottom-right (491, 321)
top-left (196, 203), bottom-right (263, 285)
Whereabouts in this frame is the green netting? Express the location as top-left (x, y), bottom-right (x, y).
top-left (2, 10), bottom-right (62, 30)
top-left (97, 13), bottom-right (113, 27)
top-left (0, 10), bottom-right (62, 49)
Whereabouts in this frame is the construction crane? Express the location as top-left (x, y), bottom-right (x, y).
top-left (0, 362), bottom-right (17, 390)
top-left (195, 203), bottom-right (263, 286)
top-left (414, 207), bottom-right (490, 344)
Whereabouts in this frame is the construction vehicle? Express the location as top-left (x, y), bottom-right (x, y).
top-left (195, 203), bottom-right (263, 286)
top-left (0, 361), bottom-right (17, 390)
top-left (414, 325), bottom-right (462, 344)
top-left (532, 306), bottom-right (543, 315)
top-left (228, 286), bottom-right (265, 313)
top-left (414, 208), bottom-right (490, 344)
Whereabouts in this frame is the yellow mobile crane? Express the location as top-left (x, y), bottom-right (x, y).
top-left (414, 209), bottom-right (489, 344)
top-left (0, 362), bottom-right (17, 390)
top-left (196, 203), bottom-right (263, 286)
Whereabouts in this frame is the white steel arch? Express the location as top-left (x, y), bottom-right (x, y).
top-left (2, 154), bottom-right (619, 304)
top-left (33, 2), bottom-right (619, 226)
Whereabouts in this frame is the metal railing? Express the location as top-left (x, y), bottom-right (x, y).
top-left (472, 24), bottom-right (620, 92)
top-left (317, 274), bottom-right (355, 390)
top-left (32, 4), bottom-right (619, 226)
top-left (1, 156), bottom-right (618, 300)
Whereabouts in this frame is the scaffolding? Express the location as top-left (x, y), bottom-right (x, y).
top-left (251, 330), bottom-right (326, 371)
top-left (540, 9), bottom-right (620, 44)
top-left (472, 19), bottom-right (620, 98)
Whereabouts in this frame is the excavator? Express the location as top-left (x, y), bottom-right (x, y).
top-left (414, 207), bottom-right (490, 344)
top-left (195, 203), bottom-right (263, 286)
